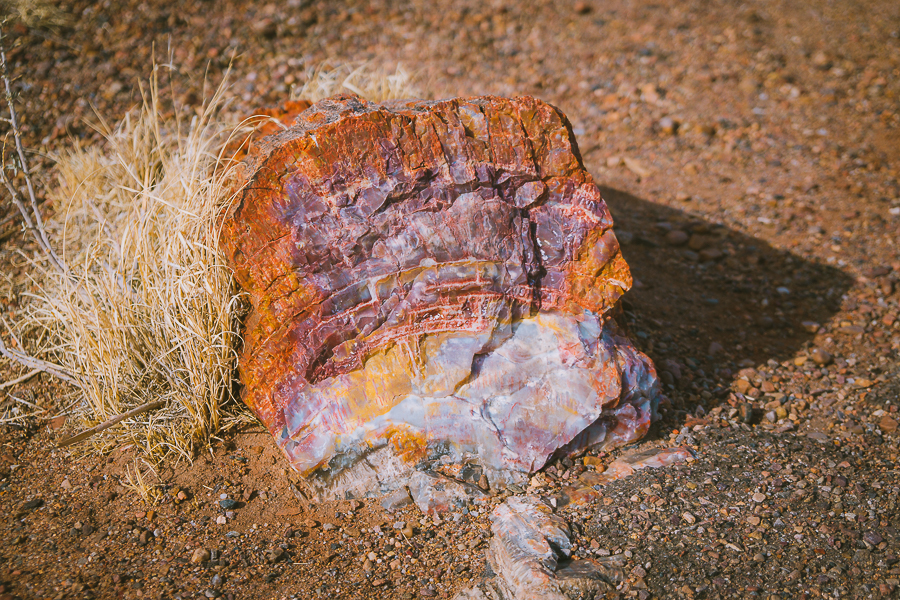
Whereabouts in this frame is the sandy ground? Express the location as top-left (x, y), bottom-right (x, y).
top-left (1, 0), bottom-right (899, 598)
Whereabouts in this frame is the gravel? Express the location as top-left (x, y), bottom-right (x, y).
top-left (1, 0), bottom-right (898, 598)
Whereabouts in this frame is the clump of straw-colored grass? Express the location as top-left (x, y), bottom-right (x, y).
top-left (293, 61), bottom-right (419, 103)
top-left (11, 61), bottom-right (419, 461)
top-left (2, 0), bottom-right (71, 30)
top-left (122, 457), bottom-right (162, 505)
top-left (22, 67), bottom-right (249, 459)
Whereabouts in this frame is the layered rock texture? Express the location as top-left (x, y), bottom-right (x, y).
top-left (221, 94), bottom-right (662, 507)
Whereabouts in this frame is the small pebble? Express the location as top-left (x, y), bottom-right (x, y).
top-left (191, 548), bottom-right (211, 564)
top-left (810, 347), bottom-right (833, 366)
top-left (665, 230), bottom-right (689, 246)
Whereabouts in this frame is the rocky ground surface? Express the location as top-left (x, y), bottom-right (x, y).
top-left (1, 0), bottom-right (899, 598)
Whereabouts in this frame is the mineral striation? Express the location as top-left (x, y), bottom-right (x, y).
top-left (221, 94), bottom-right (663, 508)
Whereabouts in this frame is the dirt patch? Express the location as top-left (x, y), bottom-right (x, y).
top-left (1, 0), bottom-right (899, 598)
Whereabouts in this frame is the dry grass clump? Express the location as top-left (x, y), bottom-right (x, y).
top-left (5, 61), bottom-right (420, 462)
top-left (121, 458), bottom-right (162, 505)
top-left (2, 0), bottom-right (71, 30)
top-left (294, 61), bottom-right (419, 103)
top-left (20, 68), bottom-right (250, 459)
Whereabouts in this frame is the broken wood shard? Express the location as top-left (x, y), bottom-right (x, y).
top-left (221, 94), bottom-right (663, 506)
top-left (456, 447), bottom-right (694, 600)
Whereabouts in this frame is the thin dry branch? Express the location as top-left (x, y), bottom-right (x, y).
top-left (0, 333), bottom-right (75, 382)
top-left (0, 367), bottom-right (39, 390)
top-left (57, 399), bottom-right (165, 447)
top-left (0, 23), bottom-right (66, 274)
top-left (0, 22), bottom-right (76, 389)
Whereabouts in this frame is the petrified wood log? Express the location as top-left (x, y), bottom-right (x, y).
top-left (221, 94), bottom-right (662, 508)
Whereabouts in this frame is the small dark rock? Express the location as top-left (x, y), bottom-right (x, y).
top-left (665, 230), bottom-right (689, 246)
top-left (574, 2), bottom-right (591, 14)
top-left (739, 403), bottom-right (754, 424)
top-left (863, 531), bottom-right (883, 546)
top-left (20, 498), bottom-right (43, 511)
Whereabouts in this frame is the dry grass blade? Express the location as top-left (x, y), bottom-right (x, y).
top-left (293, 61), bottom-right (419, 103)
top-left (1, 0), bottom-right (71, 31)
top-left (57, 399), bottom-right (165, 447)
top-left (0, 388), bottom-right (44, 423)
top-left (121, 458), bottom-right (161, 505)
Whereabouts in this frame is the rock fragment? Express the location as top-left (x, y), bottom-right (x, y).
top-left (456, 446), bottom-right (692, 599)
top-left (381, 488), bottom-right (414, 512)
top-left (665, 230), bottom-right (689, 246)
top-left (810, 347), bottom-right (833, 366)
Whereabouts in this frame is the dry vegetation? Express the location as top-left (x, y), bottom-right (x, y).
top-left (293, 61), bottom-right (419, 103)
top-left (1, 59), bottom-right (419, 462)
top-left (12, 66), bottom-right (250, 459)
top-left (0, 0), bottom-right (71, 31)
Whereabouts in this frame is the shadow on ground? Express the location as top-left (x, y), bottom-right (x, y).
top-left (601, 186), bottom-right (855, 409)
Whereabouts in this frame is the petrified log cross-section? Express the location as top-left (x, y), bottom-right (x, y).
top-left (221, 94), bottom-right (662, 508)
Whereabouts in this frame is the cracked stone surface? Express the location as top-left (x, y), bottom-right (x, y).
top-left (221, 94), bottom-right (662, 504)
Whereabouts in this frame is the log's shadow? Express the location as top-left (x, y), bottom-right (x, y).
top-left (600, 186), bottom-right (855, 408)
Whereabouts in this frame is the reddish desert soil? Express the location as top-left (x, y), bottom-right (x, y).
top-left (1, 0), bottom-right (899, 599)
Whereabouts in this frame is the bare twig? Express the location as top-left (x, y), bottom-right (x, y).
top-left (0, 367), bottom-right (39, 390)
top-left (57, 399), bottom-right (166, 447)
top-left (0, 313), bottom-right (75, 381)
top-left (0, 22), bottom-right (76, 386)
top-left (10, 392), bottom-right (42, 411)
top-left (0, 313), bottom-right (21, 347)
top-left (0, 22), bottom-right (66, 273)
top-left (0, 333), bottom-right (75, 382)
